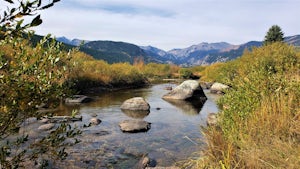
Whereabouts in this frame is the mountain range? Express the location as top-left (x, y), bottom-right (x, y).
top-left (56, 35), bottom-right (300, 66)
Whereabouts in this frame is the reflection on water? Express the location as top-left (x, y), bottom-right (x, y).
top-left (121, 109), bottom-right (150, 119)
top-left (163, 98), bottom-right (206, 115)
top-left (52, 83), bottom-right (220, 168)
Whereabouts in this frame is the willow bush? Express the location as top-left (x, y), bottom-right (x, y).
top-left (188, 42), bottom-right (300, 168)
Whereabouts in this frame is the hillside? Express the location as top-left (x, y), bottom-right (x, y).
top-left (56, 35), bottom-right (300, 65)
top-left (80, 41), bottom-right (156, 64)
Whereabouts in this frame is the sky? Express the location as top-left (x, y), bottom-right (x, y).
top-left (29, 0), bottom-right (300, 50)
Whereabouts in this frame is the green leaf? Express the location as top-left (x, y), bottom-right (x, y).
top-left (54, 57), bottom-right (60, 64)
top-left (30, 15), bottom-right (42, 27)
top-left (16, 19), bottom-right (24, 29)
top-left (4, 0), bottom-right (14, 4)
top-left (37, 0), bottom-right (42, 7)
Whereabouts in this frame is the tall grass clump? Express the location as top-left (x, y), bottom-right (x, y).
top-left (70, 54), bottom-right (148, 91)
top-left (142, 62), bottom-right (180, 79)
top-left (188, 42), bottom-right (300, 168)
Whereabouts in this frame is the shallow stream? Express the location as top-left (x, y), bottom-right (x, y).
top-left (20, 83), bottom-right (220, 168)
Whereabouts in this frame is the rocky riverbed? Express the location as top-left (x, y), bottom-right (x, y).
top-left (14, 83), bottom-right (220, 168)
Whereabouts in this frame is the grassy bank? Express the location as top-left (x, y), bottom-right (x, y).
top-left (186, 42), bottom-right (300, 168)
top-left (69, 52), bottom-right (183, 92)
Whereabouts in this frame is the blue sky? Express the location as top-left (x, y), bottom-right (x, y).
top-left (31, 0), bottom-right (300, 50)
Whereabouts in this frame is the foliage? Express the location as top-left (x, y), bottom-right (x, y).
top-left (0, 34), bottom-right (81, 168)
top-left (189, 42), bottom-right (300, 168)
top-left (0, 1), bottom-right (83, 168)
top-left (264, 25), bottom-right (284, 45)
top-left (199, 61), bottom-right (238, 84)
top-left (0, 0), bottom-right (60, 40)
top-left (70, 54), bottom-right (148, 92)
top-left (179, 68), bottom-right (193, 79)
top-left (70, 57), bottom-right (183, 92)
top-left (145, 63), bottom-right (180, 79)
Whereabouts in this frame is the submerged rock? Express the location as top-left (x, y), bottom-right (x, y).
top-left (46, 115), bottom-right (82, 123)
top-left (24, 117), bottom-right (38, 124)
top-left (210, 82), bottom-right (229, 94)
top-left (164, 86), bottom-right (172, 90)
top-left (207, 113), bottom-right (218, 126)
top-left (135, 155), bottom-right (151, 169)
top-left (162, 80), bottom-right (206, 100)
top-left (90, 118), bottom-right (101, 125)
top-left (121, 97), bottom-right (150, 111)
top-left (38, 123), bottom-right (55, 131)
top-left (39, 118), bottom-right (49, 123)
top-left (119, 119), bottom-right (151, 133)
top-left (65, 95), bottom-right (92, 104)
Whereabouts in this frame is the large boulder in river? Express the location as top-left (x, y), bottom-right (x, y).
top-left (119, 119), bottom-right (151, 133)
top-left (121, 97), bottom-right (150, 111)
top-left (210, 82), bottom-right (229, 94)
top-left (162, 80), bottom-right (206, 100)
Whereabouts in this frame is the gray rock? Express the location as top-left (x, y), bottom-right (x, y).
top-left (200, 81), bottom-right (213, 89)
top-left (164, 86), bottom-right (172, 90)
top-left (47, 115), bottom-right (82, 122)
top-left (65, 95), bottom-right (92, 104)
top-left (24, 117), bottom-right (38, 124)
top-left (39, 118), bottom-right (49, 123)
top-left (135, 155), bottom-right (150, 169)
top-left (121, 97), bottom-right (150, 111)
top-left (90, 118), bottom-right (101, 125)
top-left (162, 80), bottom-right (206, 100)
top-left (207, 113), bottom-right (218, 126)
top-left (210, 82), bottom-right (229, 94)
top-left (119, 119), bottom-right (151, 133)
top-left (38, 123), bottom-right (55, 131)
top-left (91, 113), bottom-right (97, 117)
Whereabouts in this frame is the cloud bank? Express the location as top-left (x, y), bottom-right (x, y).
top-left (32, 0), bottom-right (300, 50)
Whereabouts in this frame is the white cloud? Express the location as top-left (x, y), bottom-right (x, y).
top-left (32, 0), bottom-right (300, 50)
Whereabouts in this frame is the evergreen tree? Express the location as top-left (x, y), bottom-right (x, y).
top-left (263, 25), bottom-right (284, 45)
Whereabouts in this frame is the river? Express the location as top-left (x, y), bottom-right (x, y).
top-left (15, 83), bottom-right (220, 168)
top-left (52, 83), bottom-right (219, 168)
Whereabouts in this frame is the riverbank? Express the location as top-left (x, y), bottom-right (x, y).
top-left (187, 42), bottom-right (300, 168)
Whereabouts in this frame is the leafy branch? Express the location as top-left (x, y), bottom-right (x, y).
top-left (0, 0), bottom-right (60, 39)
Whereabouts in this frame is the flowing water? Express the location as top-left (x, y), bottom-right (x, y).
top-left (20, 83), bottom-right (220, 168)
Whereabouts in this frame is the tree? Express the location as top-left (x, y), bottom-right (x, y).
top-left (0, 1), bottom-right (81, 168)
top-left (263, 25), bottom-right (284, 45)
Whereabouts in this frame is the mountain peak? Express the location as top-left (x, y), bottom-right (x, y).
top-left (55, 34), bottom-right (300, 66)
top-left (56, 36), bottom-right (89, 46)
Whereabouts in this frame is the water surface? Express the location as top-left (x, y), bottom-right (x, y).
top-left (53, 83), bottom-right (219, 168)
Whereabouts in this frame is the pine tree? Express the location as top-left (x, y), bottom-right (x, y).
top-left (263, 25), bottom-right (284, 45)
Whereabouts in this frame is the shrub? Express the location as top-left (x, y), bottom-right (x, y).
top-left (179, 68), bottom-right (193, 79)
top-left (188, 42), bottom-right (300, 168)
